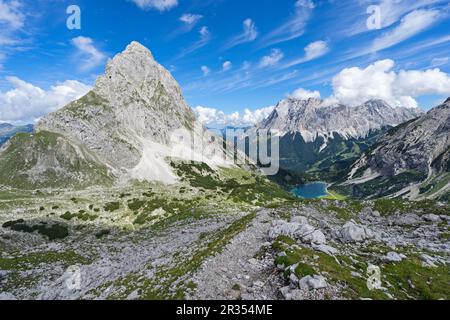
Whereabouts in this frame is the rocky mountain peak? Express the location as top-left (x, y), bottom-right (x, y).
top-left (259, 97), bottom-right (422, 143)
top-left (444, 97), bottom-right (450, 105)
top-left (36, 42), bottom-right (231, 184)
top-left (362, 99), bottom-right (391, 109)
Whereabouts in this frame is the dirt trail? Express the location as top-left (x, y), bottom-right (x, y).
top-left (189, 209), bottom-right (283, 300)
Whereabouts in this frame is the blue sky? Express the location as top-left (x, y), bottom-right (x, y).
top-left (1, 0), bottom-right (450, 125)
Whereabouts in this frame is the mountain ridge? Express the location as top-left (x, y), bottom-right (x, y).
top-left (343, 99), bottom-right (450, 200)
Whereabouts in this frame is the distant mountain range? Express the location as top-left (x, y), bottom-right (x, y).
top-left (250, 97), bottom-right (423, 182)
top-left (0, 123), bottom-right (34, 147)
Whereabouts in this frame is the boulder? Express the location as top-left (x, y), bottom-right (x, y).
top-left (269, 220), bottom-right (327, 245)
top-left (394, 214), bottom-right (421, 226)
top-left (298, 275), bottom-right (328, 290)
top-left (269, 220), bottom-right (301, 239)
top-left (338, 222), bottom-right (374, 243)
top-left (302, 230), bottom-right (327, 245)
top-left (422, 214), bottom-right (442, 223)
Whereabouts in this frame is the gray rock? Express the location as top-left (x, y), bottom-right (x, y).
top-left (269, 221), bottom-right (301, 239)
top-left (312, 244), bottom-right (338, 255)
top-left (0, 293), bottom-right (16, 300)
top-left (394, 214), bottom-right (421, 226)
top-left (421, 254), bottom-right (438, 267)
top-left (291, 216), bottom-right (309, 224)
top-left (298, 275), bottom-right (328, 290)
top-left (338, 222), bottom-right (374, 243)
top-left (302, 230), bottom-right (327, 245)
top-left (383, 252), bottom-right (404, 263)
top-left (422, 214), bottom-right (442, 223)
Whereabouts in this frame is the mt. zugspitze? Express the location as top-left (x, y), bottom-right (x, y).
top-left (260, 98), bottom-right (423, 143)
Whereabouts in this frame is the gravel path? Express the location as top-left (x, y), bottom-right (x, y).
top-left (189, 209), bottom-right (283, 300)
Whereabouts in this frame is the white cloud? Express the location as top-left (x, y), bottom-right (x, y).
top-left (0, 0), bottom-right (24, 46)
top-left (180, 13), bottom-right (203, 25)
top-left (224, 18), bottom-right (258, 49)
top-left (289, 88), bottom-right (321, 100)
top-left (281, 40), bottom-right (329, 69)
top-left (131, 0), bottom-right (178, 11)
top-left (372, 9), bottom-right (440, 52)
top-left (330, 59), bottom-right (450, 108)
top-left (304, 41), bottom-right (329, 61)
top-left (370, 0), bottom-right (443, 29)
top-left (0, 0), bottom-right (23, 28)
top-left (71, 36), bottom-right (106, 71)
top-left (222, 61), bottom-right (232, 71)
top-left (260, 0), bottom-right (315, 47)
top-left (260, 49), bottom-right (284, 67)
top-left (201, 65), bottom-right (210, 76)
top-left (177, 26), bottom-right (211, 58)
top-left (195, 105), bottom-right (274, 127)
top-left (431, 57), bottom-right (450, 67)
top-left (242, 106), bottom-right (274, 125)
top-left (0, 77), bottom-right (91, 123)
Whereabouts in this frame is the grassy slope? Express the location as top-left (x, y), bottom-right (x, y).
top-left (0, 131), bottom-right (114, 190)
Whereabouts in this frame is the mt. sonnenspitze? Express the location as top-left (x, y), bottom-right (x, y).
top-left (0, 42), bottom-right (231, 189)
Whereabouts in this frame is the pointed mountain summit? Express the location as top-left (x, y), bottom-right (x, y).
top-left (0, 42), bottom-right (230, 189)
top-left (38, 41), bottom-right (197, 172)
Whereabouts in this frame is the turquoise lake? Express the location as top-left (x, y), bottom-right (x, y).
top-left (291, 182), bottom-right (328, 199)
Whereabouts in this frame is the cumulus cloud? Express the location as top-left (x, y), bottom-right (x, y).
top-left (372, 9), bottom-right (440, 52)
top-left (131, 0), bottom-right (178, 11)
top-left (289, 88), bottom-right (321, 100)
top-left (0, 77), bottom-right (91, 123)
top-left (260, 49), bottom-right (284, 67)
top-left (201, 65), bottom-right (210, 76)
top-left (330, 59), bottom-right (450, 108)
top-left (224, 18), bottom-right (258, 49)
top-left (222, 61), bottom-right (232, 71)
top-left (71, 36), bottom-right (106, 71)
top-left (195, 105), bottom-right (274, 127)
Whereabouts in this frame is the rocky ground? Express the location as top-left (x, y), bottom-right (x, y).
top-left (189, 200), bottom-right (449, 300)
top-left (0, 183), bottom-right (449, 300)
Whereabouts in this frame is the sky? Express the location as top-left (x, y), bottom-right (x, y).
top-left (1, 0), bottom-right (450, 126)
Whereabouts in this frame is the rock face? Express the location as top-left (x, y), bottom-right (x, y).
top-left (260, 98), bottom-right (422, 142)
top-left (345, 99), bottom-right (450, 200)
top-left (38, 42), bottom-right (197, 172)
top-left (252, 98), bottom-right (422, 180)
top-left (0, 42), bottom-right (231, 188)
